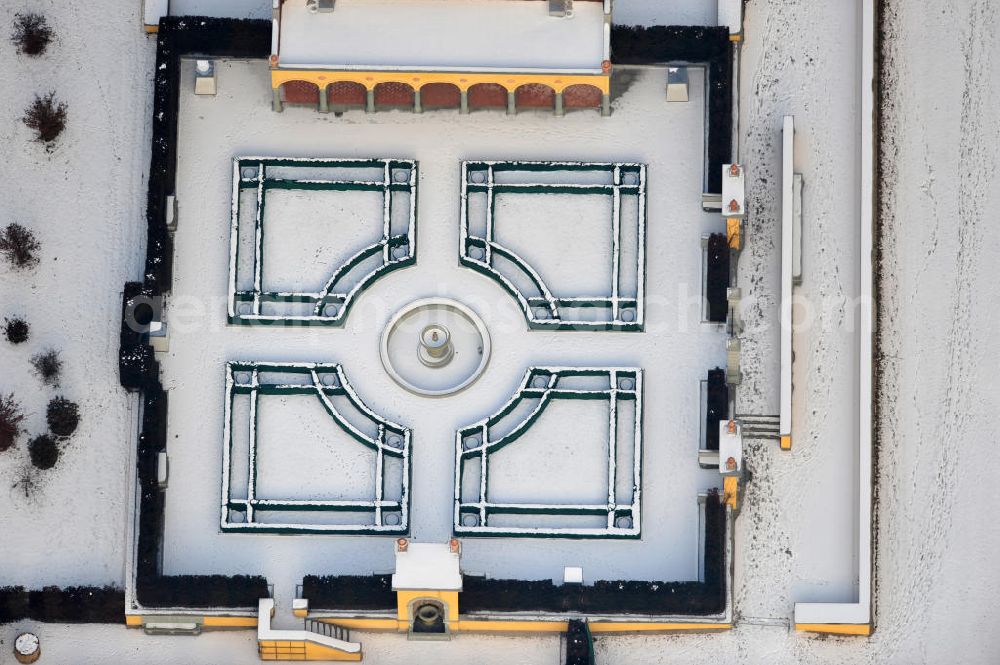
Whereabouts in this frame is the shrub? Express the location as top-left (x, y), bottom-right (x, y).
top-left (0, 394), bottom-right (25, 452)
top-left (11, 14), bottom-right (53, 56)
top-left (23, 92), bottom-right (67, 148)
top-left (28, 434), bottom-right (58, 470)
top-left (4, 317), bottom-right (30, 344)
top-left (137, 574), bottom-right (270, 609)
top-left (301, 575), bottom-right (396, 610)
top-left (47, 397), bottom-right (79, 437)
top-left (0, 223), bottom-right (41, 269)
top-left (31, 348), bottom-right (62, 386)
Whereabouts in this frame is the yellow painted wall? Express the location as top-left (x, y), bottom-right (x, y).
top-left (727, 217), bottom-right (742, 250)
top-left (724, 476), bottom-right (739, 508)
top-left (271, 69), bottom-right (610, 95)
top-left (203, 616), bottom-right (258, 628)
top-left (124, 614), bottom-right (257, 630)
top-left (454, 619), bottom-right (568, 633)
top-left (795, 623), bottom-right (871, 636)
top-left (318, 617), bottom-right (399, 632)
top-left (258, 640), bottom-right (362, 661)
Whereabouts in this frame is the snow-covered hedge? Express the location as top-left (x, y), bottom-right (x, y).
top-left (0, 586), bottom-right (123, 623)
top-left (134, 384), bottom-right (268, 608)
top-left (706, 232), bottom-right (730, 323)
top-left (115, 19), bottom-right (277, 611)
top-left (705, 367), bottom-right (728, 451)
top-left (143, 17), bottom-right (270, 293)
top-left (301, 575), bottom-right (396, 611)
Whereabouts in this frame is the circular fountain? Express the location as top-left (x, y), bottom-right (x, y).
top-left (380, 298), bottom-right (491, 397)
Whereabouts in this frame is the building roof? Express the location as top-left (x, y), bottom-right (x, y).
top-left (391, 542), bottom-right (463, 591)
top-left (275, 0), bottom-right (608, 73)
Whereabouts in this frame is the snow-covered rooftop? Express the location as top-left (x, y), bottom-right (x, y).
top-left (275, 0), bottom-right (608, 73)
top-left (392, 542), bottom-right (463, 591)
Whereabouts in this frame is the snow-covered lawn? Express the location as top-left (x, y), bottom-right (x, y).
top-left (0, 0), bottom-right (153, 588)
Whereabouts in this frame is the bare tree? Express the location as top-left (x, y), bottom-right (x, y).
top-left (11, 13), bottom-right (53, 56)
top-left (12, 464), bottom-right (41, 499)
top-left (4, 317), bottom-right (30, 344)
top-left (0, 223), bottom-right (41, 269)
top-left (31, 348), bottom-right (62, 387)
top-left (23, 92), bottom-right (67, 148)
top-left (0, 394), bottom-right (25, 452)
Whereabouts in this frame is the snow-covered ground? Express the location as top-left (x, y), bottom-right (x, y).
top-left (0, 0), bottom-right (153, 587)
top-left (3, 0), bottom-right (999, 663)
top-left (160, 60), bottom-right (723, 596)
top-left (734, 0), bottom-right (863, 611)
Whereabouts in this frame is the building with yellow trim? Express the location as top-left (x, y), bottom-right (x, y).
top-left (269, 0), bottom-right (613, 115)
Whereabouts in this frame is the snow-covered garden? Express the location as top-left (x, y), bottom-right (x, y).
top-left (1, 0), bottom-right (998, 663)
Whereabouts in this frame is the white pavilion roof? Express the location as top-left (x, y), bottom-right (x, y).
top-left (275, 0), bottom-right (608, 73)
top-left (391, 542), bottom-right (463, 591)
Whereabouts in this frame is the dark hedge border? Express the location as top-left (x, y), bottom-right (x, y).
top-left (121, 17), bottom-right (272, 612)
top-left (459, 492), bottom-right (726, 615)
top-left (143, 16), bottom-right (271, 294)
top-left (705, 367), bottom-right (728, 451)
top-left (706, 232), bottom-right (730, 322)
top-left (120, 281), bottom-right (157, 390)
top-left (0, 586), bottom-right (124, 624)
top-left (133, 382), bottom-right (269, 608)
top-left (302, 575), bottom-right (396, 611)
top-left (611, 25), bottom-right (733, 194)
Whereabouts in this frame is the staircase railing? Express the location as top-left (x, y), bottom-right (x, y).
top-left (304, 618), bottom-right (351, 643)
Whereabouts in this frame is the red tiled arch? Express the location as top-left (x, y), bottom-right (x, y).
top-left (420, 82), bottom-right (462, 109)
top-left (515, 83), bottom-right (556, 109)
top-left (327, 81), bottom-right (367, 107)
top-left (562, 84), bottom-right (603, 109)
top-left (281, 80), bottom-right (320, 105)
top-left (467, 83), bottom-right (508, 109)
top-left (373, 82), bottom-right (415, 108)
